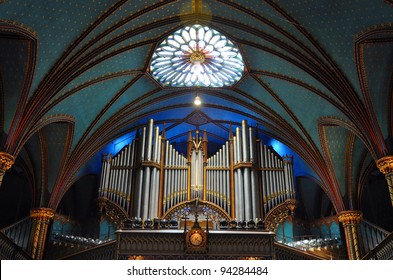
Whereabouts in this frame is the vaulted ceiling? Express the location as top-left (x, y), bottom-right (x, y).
top-left (1, 0), bottom-right (392, 224)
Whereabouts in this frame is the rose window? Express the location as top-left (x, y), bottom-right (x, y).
top-left (150, 24), bottom-right (245, 87)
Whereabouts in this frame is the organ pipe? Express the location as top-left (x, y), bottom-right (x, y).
top-left (225, 142), bottom-right (230, 214)
top-left (264, 145), bottom-right (272, 210)
top-left (242, 120), bottom-right (249, 162)
top-left (99, 119), bottom-right (296, 224)
top-left (158, 133), bottom-right (166, 217)
top-left (229, 132), bottom-right (235, 218)
top-left (134, 128), bottom-right (146, 218)
top-left (119, 149), bottom-right (126, 207)
top-left (146, 119), bottom-right (154, 161)
top-left (258, 142), bottom-right (266, 217)
top-left (127, 141), bottom-right (136, 214)
top-left (272, 154), bottom-right (278, 207)
top-left (244, 168), bottom-right (252, 220)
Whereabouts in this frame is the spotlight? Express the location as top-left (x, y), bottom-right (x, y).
top-left (194, 95), bottom-right (202, 106)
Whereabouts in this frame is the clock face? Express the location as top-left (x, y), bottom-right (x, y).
top-left (190, 232), bottom-right (203, 246)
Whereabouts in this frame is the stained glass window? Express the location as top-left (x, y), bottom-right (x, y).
top-left (150, 24), bottom-right (245, 87)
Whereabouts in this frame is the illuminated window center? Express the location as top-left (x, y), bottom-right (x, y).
top-left (150, 24), bottom-right (245, 87)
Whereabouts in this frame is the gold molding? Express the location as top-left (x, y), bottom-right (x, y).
top-left (141, 160), bottom-right (161, 169)
top-left (30, 208), bottom-right (55, 222)
top-left (0, 19), bottom-right (38, 37)
top-left (97, 197), bottom-right (128, 227)
top-left (264, 199), bottom-right (298, 232)
top-left (233, 162), bottom-right (253, 170)
top-left (162, 198), bottom-right (231, 221)
top-left (376, 156), bottom-right (393, 174)
top-left (0, 152), bottom-right (14, 171)
top-left (337, 210), bottom-right (362, 225)
top-left (285, 199), bottom-right (297, 214)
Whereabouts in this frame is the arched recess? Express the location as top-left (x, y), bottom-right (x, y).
top-left (296, 176), bottom-right (335, 221)
top-left (0, 156), bottom-right (32, 228)
top-left (56, 174), bottom-right (100, 238)
top-left (13, 115), bottom-right (75, 157)
top-left (360, 165), bottom-right (393, 232)
top-left (15, 116), bottom-right (75, 208)
top-left (0, 20), bottom-right (37, 152)
top-left (317, 116), bottom-right (382, 211)
top-left (354, 25), bottom-right (393, 153)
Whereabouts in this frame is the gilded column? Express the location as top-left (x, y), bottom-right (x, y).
top-left (338, 210), bottom-right (363, 260)
top-left (376, 156), bottom-right (393, 207)
top-left (0, 152), bottom-right (15, 187)
top-left (28, 208), bottom-right (55, 259)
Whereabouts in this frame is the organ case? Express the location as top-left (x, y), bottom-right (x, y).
top-left (98, 119), bottom-right (295, 227)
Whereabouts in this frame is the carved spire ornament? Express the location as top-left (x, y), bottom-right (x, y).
top-left (376, 156), bottom-right (393, 207)
top-left (0, 152), bottom-right (15, 187)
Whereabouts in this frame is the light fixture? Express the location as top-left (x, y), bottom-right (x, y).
top-left (194, 95), bottom-right (202, 106)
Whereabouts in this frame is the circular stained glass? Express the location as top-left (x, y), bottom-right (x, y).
top-left (150, 24), bottom-right (245, 87)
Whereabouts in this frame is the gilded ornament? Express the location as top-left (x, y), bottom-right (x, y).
top-left (376, 156), bottom-right (393, 174)
top-left (338, 210), bottom-right (362, 225)
top-left (264, 200), bottom-right (297, 231)
top-left (0, 152), bottom-right (15, 171)
top-left (285, 199), bottom-right (297, 214)
top-left (30, 208), bottom-right (55, 222)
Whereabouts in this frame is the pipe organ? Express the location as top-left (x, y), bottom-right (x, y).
top-left (99, 119), bottom-right (295, 226)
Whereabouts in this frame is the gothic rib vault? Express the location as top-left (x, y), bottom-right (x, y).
top-left (0, 0), bottom-right (392, 254)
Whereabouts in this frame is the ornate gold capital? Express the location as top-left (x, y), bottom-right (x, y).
top-left (376, 156), bottom-right (393, 174)
top-left (0, 152), bottom-right (15, 171)
top-left (30, 208), bottom-right (55, 222)
top-left (338, 210), bottom-right (362, 225)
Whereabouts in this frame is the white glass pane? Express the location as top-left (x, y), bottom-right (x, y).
top-left (198, 27), bottom-right (205, 41)
top-left (181, 44), bottom-right (190, 52)
top-left (157, 51), bottom-right (174, 57)
top-left (174, 35), bottom-right (185, 44)
top-left (205, 44), bottom-right (214, 52)
top-left (167, 39), bottom-right (180, 48)
top-left (182, 30), bottom-right (190, 42)
top-left (204, 30), bottom-right (212, 43)
top-left (162, 46), bottom-right (177, 52)
top-left (188, 40), bottom-right (197, 51)
top-left (209, 35), bottom-right (221, 45)
top-left (198, 40), bottom-right (206, 50)
top-left (190, 27), bottom-right (196, 40)
top-left (215, 39), bottom-right (227, 49)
